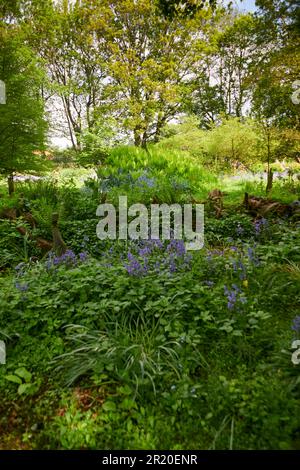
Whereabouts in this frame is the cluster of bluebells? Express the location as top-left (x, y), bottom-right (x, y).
top-left (15, 281), bottom-right (29, 301)
top-left (100, 170), bottom-right (135, 192)
top-left (292, 316), bottom-right (300, 334)
top-left (100, 170), bottom-right (157, 192)
top-left (236, 223), bottom-right (244, 237)
top-left (100, 169), bottom-right (191, 196)
top-left (224, 284), bottom-right (247, 311)
top-left (15, 281), bottom-right (29, 292)
top-left (15, 262), bottom-right (27, 277)
top-left (254, 218), bottom-right (268, 236)
top-left (125, 252), bottom-right (148, 276)
top-left (171, 178), bottom-right (190, 192)
top-left (232, 258), bottom-right (247, 281)
top-left (124, 238), bottom-right (192, 277)
top-left (230, 244), bottom-right (260, 280)
top-left (247, 246), bottom-right (260, 267)
top-left (136, 174), bottom-right (156, 189)
top-left (46, 249), bottom-right (88, 270)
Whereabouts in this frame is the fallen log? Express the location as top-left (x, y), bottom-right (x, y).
top-left (244, 192), bottom-right (294, 217)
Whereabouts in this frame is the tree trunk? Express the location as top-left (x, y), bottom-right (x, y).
top-left (266, 169), bottom-right (273, 194)
top-left (266, 130), bottom-right (272, 194)
top-left (153, 114), bottom-right (166, 143)
top-left (52, 212), bottom-right (67, 256)
top-left (8, 174), bottom-right (15, 196)
top-left (134, 128), bottom-right (142, 147)
top-left (141, 131), bottom-right (148, 149)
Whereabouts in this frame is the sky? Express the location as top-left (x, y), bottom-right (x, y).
top-left (232, 0), bottom-right (258, 13)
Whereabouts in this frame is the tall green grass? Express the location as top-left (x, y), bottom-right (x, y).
top-left (106, 145), bottom-right (218, 196)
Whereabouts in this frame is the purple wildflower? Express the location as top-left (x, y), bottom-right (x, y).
top-left (138, 246), bottom-right (152, 257)
top-left (15, 282), bottom-right (29, 292)
top-left (15, 262), bottom-right (26, 276)
top-left (292, 316), bottom-right (300, 333)
top-left (79, 252), bottom-right (88, 262)
top-left (254, 218), bottom-right (268, 235)
top-left (136, 174), bottom-right (156, 189)
top-left (166, 239), bottom-right (186, 257)
top-left (238, 260), bottom-right (247, 280)
top-left (224, 284), bottom-right (246, 310)
top-left (247, 246), bottom-right (260, 267)
top-left (125, 253), bottom-right (147, 276)
top-left (236, 223), bottom-right (244, 236)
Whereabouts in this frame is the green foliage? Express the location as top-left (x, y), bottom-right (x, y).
top-left (5, 367), bottom-right (40, 396)
top-left (0, 29), bottom-right (48, 188)
top-left (158, 117), bottom-right (267, 170)
top-left (0, 208), bottom-right (299, 448)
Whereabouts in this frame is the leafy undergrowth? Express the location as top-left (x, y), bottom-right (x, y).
top-left (0, 158), bottom-right (300, 449)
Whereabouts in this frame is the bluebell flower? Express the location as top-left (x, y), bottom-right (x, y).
top-left (166, 239), bottom-right (186, 257)
top-left (150, 238), bottom-right (163, 249)
top-left (169, 258), bottom-right (177, 273)
top-left (125, 253), bottom-right (147, 276)
top-left (15, 262), bottom-right (26, 275)
top-left (247, 246), bottom-right (260, 267)
top-left (254, 217), bottom-right (268, 235)
top-left (236, 223), bottom-right (244, 236)
top-left (138, 246), bottom-right (152, 257)
top-left (15, 282), bottom-right (29, 292)
top-left (79, 252), bottom-right (88, 262)
top-left (224, 284), bottom-right (246, 310)
top-left (136, 174), bottom-right (156, 189)
top-left (292, 316), bottom-right (300, 333)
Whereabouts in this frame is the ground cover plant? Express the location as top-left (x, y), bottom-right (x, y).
top-left (0, 146), bottom-right (300, 449)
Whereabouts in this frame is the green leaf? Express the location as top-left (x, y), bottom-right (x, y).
top-left (15, 367), bottom-right (32, 383)
top-left (5, 374), bottom-right (22, 385)
top-left (117, 385), bottom-right (133, 396)
top-left (17, 383), bottom-right (33, 395)
top-left (102, 400), bottom-right (117, 412)
top-left (120, 398), bottom-right (137, 410)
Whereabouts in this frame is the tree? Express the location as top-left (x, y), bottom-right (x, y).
top-left (204, 117), bottom-right (262, 168)
top-left (76, 115), bottom-right (128, 168)
top-left (250, 0), bottom-right (300, 184)
top-left (0, 29), bottom-right (48, 194)
top-left (86, 0), bottom-right (215, 147)
top-left (157, 0), bottom-right (216, 18)
top-left (251, 0), bottom-right (300, 129)
top-left (24, 0), bottom-right (106, 150)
